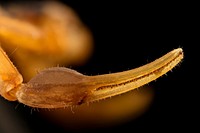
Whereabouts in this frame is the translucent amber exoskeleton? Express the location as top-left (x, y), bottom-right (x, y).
top-left (0, 46), bottom-right (183, 108)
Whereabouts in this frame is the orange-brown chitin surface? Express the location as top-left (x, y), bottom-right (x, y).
top-left (16, 67), bottom-right (90, 108)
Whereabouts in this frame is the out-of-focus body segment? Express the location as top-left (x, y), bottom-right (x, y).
top-left (0, 1), bottom-right (93, 80)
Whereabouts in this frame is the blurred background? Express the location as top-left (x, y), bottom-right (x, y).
top-left (0, 0), bottom-right (196, 133)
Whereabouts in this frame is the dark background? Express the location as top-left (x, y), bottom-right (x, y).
top-left (0, 0), bottom-right (197, 133)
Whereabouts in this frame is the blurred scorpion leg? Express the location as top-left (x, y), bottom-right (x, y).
top-left (0, 1), bottom-right (93, 80)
